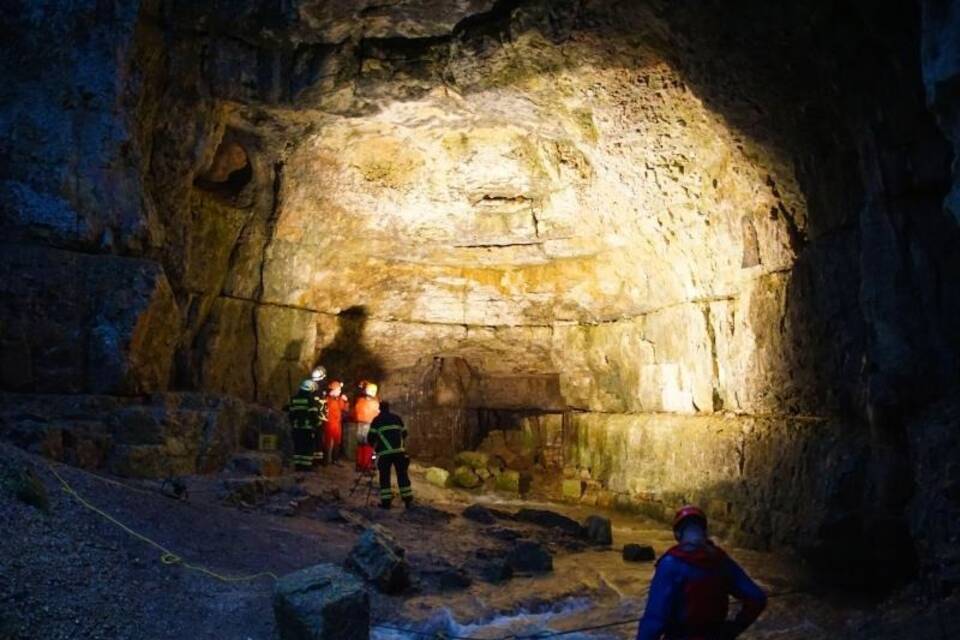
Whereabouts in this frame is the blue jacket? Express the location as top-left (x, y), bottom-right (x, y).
top-left (636, 542), bottom-right (766, 640)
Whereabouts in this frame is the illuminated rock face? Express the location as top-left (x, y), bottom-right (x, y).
top-left (2, 0), bottom-right (960, 587)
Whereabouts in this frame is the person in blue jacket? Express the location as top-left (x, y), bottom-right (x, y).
top-left (637, 506), bottom-right (767, 640)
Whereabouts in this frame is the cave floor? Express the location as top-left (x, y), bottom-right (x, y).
top-left (1, 444), bottom-right (954, 640)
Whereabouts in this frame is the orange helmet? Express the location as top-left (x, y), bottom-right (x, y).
top-left (673, 505), bottom-right (707, 532)
top-left (328, 380), bottom-right (342, 391)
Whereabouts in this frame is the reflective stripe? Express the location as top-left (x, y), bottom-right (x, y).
top-left (399, 486), bottom-right (413, 496)
top-left (371, 424), bottom-right (405, 455)
top-left (380, 489), bottom-right (394, 497)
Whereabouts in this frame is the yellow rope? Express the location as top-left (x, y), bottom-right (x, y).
top-left (45, 462), bottom-right (278, 584)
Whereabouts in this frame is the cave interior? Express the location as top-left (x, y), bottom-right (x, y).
top-left (2, 0), bottom-right (960, 610)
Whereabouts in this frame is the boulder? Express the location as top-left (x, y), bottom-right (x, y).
top-left (584, 515), bottom-right (613, 546)
top-left (454, 451), bottom-right (489, 470)
top-left (515, 509), bottom-right (585, 537)
top-left (494, 469), bottom-right (521, 495)
top-left (465, 549), bottom-right (514, 583)
top-left (418, 558), bottom-right (472, 592)
top-left (7, 467), bottom-right (49, 512)
top-left (424, 466), bottom-right (450, 488)
top-left (345, 525), bottom-right (409, 594)
top-left (622, 544), bottom-right (656, 563)
top-left (273, 563), bottom-right (369, 640)
top-left (507, 539), bottom-right (553, 573)
top-left (452, 465), bottom-right (481, 489)
top-left (229, 451), bottom-right (283, 477)
top-left (562, 478), bottom-right (584, 501)
top-left (462, 504), bottom-right (497, 525)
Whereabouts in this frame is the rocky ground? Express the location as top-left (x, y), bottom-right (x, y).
top-left (1, 442), bottom-right (957, 640)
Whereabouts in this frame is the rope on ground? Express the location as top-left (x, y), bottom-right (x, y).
top-left (45, 462), bottom-right (278, 584)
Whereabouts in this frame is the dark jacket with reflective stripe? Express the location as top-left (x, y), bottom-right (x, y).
top-left (287, 389), bottom-right (321, 428)
top-left (368, 410), bottom-right (407, 455)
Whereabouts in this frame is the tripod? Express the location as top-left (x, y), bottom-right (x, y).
top-left (349, 464), bottom-right (378, 506)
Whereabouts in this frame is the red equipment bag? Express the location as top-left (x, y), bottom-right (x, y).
top-left (355, 443), bottom-right (375, 472)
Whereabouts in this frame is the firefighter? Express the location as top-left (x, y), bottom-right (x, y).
top-left (322, 380), bottom-right (349, 465)
top-left (367, 401), bottom-right (412, 509)
top-left (287, 379), bottom-right (322, 471)
top-left (308, 367), bottom-right (328, 467)
top-left (636, 506), bottom-right (767, 640)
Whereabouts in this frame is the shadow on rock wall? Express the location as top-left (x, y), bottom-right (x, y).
top-left (316, 306), bottom-right (386, 388)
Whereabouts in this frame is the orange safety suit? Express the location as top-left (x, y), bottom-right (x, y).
top-left (351, 396), bottom-right (380, 424)
top-left (323, 395), bottom-right (349, 451)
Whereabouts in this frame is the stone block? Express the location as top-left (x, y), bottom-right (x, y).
top-left (345, 525), bottom-right (409, 594)
top-left (229, 451), bottom-right (283, 478)
top-left (424, 466), bottom-right (450, 487)
top-left (465, 549), bottom-right (513, 583)
top-left (494, 469), bottom-right (520, 495)
top-left (453, 465), bottom-right (481, 489)
top-left (454, 450), bottom-right (489, 470)
top-left (462, 504), bottom-right (498, 524)
top-left (562, 478), bottom-right (584, 501)
top-left (507, 539), bottom-right (553, 573)
top-left (584, 515), bottom-right (613, 546)
top-left (273, 563), bottom-right (369, 640)
top-left (622, 544), bottom-right (656, 563)
top-left (230, 451), bottom-right (284, 477)
top-left (515, 509), bottom-right (584, 537)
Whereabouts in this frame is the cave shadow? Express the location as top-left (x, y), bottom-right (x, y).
top-left (316, 305), bottom-right (387, 390)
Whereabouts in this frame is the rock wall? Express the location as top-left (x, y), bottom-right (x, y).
top-left (2, 0), bottom-right (959, 590)
top-left (0, 391), bottom-right (284, 478)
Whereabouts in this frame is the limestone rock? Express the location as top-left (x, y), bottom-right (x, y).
top-left (462, 504), bottom-right (497, 525)
top-left (0, 247), bottom-right (179, 396)
top-left (454, 451), bottom-right (490, 470)
top-left (229, 451), bottom-right (283, 477)
top-left (507, 539), bottom-right (553, 573)
top-left (515, 509), bottom-right (584, 537)
top-left (452, 466), bottom-right (481, 489)
top-left (424, 466), bottom-right (450, 488)
top-left (345, 525), bottom-right (409, 594)
top-left (494, 470), bottom-right (521, 495)
top-left (584, 515), bottom-right (613, 546)
top-left (465, 549), bottom-right (513, 584)
top-left (273, 563), bottom-right (369, 640)
top-left (562, 479), bottom-right (584, 501)
top-left (622, 544), bottom-right (656, 563)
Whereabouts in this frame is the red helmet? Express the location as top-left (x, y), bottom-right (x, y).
top-left (673, 505), bottom-right (707, 532)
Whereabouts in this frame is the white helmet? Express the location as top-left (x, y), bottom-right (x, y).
top-left (300, 379), bottom-right (318, 392)
top-left (311, 366), bottom-right (327, 382)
